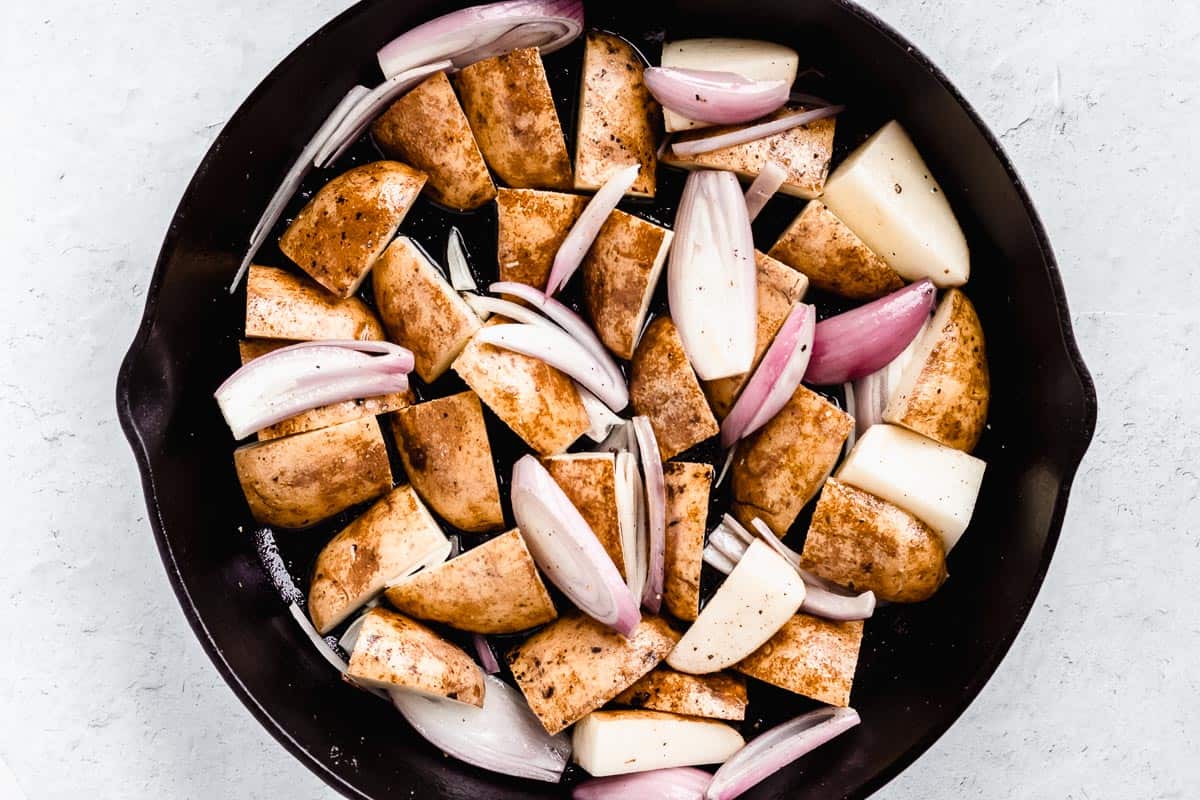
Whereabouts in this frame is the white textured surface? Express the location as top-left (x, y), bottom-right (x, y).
top-left (1, 0), bottom-right (1195, 797)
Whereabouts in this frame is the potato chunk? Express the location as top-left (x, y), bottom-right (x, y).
top-left (735, 613), bottom-right (863, 707)
top-left (245, 265), bottom-right (385, 341)
top-left (629, 317), bottom-right (718, 460)
top-left (543, 453), bottom-right (625, 577)
top-left (614, 668), bottom-right (747, 721)
top-left (662, 461), bottom-right (713, 622)
top-left (495, 188), bottom-right (588, 289)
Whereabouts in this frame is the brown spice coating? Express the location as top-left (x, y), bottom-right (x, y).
top-left (662, 461), bottom-right (713, 622)
top-left (629, 317), bottom-right (719, 460)
top-left (495, 188), bottom-right (588, 288)
top-left (245, 266), bottom-right (385, 342)
top-left (735, 613), bottom-right (863, 707)
top-left (613, 668), bottom-right (747, 721)
top-left (543, 454), bottom-right (625, 578)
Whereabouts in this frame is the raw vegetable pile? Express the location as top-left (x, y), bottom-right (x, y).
top-left (217, 1), bottom-right (991, 796)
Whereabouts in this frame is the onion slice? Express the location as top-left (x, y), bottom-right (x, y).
top-left (579, 386), bottom-right (626, 443)
top-left (668, 170), bottom-right (757, 381)
top-left (702, 546), bottom-right (738, 575)
top-left (575, 766), bottom-right (713, 799)
top-left (631, 417), bottom-right (667, 613)
top-left (464, 293), bottom-right (560, 332)
top-left (705, 707), bottom-right (861, 800)
top-left (672, 105), bottom-right (845, 158)
top-left (743, 161), bottom-right (788, 221)
top-left (643, 67), bottom-right (789, 126)
top-left (376, 0), bottom-right (584, 79)
top-left (510, 455), bottom-right (641, 635)
top-left (288, 603), bottom-right (348, 674)
top-left (338, 612), bottom-right (369, 654)
top-left (545, 163), bottom-right (639, 295)
top-left (390, 675), bottom-right (571, 782)
top-left (842, 381), bottom-right (858, 451)
top-left (848, 314), bottom-right (930, 437)
top-left (805, 280), bottom-right (936, 385)
top-left (473, 634), bottom-right (501, 674)
top-left (447, 226), bottom-right (478, 291)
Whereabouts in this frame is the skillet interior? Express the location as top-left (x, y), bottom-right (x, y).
top-left (116, 0), bottom-right (1097, 797)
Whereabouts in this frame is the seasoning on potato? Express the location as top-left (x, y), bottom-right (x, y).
top-left (614, 668), bottom-right (747, 720)
top-left (735, 613), bottom-right (864, 707)
top-left (629, 316), bottom-right (719, 460)
top-left (495, 188), bottom-right (588, 289)
top-left (245, 265), bottom-right (386, 342)
top-left (662, 461), bottom-right (713, 622)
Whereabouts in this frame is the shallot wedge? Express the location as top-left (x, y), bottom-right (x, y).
top-left (643, 67), bottom-right (789, 126)
top-left (574, 766), bottom-right (713, 799)
top-left (631, 416), bottom-right (667, 613)
top-left (742, 160), bottom-right (788, 221)
top-left (473, 634), bottom-right (501, 674)
top-left (671, 105), bottom-right (845, 158)
top-left (545, 163), bottom-right (640, 295)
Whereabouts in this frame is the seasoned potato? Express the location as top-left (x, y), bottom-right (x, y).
top-left (801, 478), bottom-right (946, 602)
top-left (370, 71), bottom-right (496, 211)
top-left (659, 38), bottom-right (799, 132)
top-left (372, 236), bottom-right (482, 382)
top-left (575, 32), bottom-right (658, 198)
top-left (731, 385), bottom-right (853, 536)
top-left (507, 614), bottom-right (678, 735)
top-left (452, 318), bottom-right (589, 456)
top-left (629, 317), bottom-right (718, 460)
top-left (385, 529), bottom-right (557, 634)
top-left (884, 289), bottom-right (990, 451)
top-left (495, 188), bottom-right (588, 288)
top-left (543, 453), bottom-right (625, 577)
top-left (279, 161), bottom-right (425, 297)
top-left (768, 200), bottom-right (904, 300)
top-left (233, 416), bottom-right (392, 529)
top-left (735, 613), bottom-right (864, 707)
top-left (308, 484), bottom-right (450, 633)
top-left (455, 48), bottom-right (572, 190)
top-left (581, 211), bottom-right (673, 359)
top-left (663, 106), bottom-right (835, 198)
top-left (345, 608), bottom-right (484, 706)
top-left (662, 461), bottom-right (713, 622)
top-left (390, 391), bottom-right (503, 532)
top-left (614, 668), bottom-right (747, 721)
top-left (573, 710), bottom-right (744, 776)
top-left (703, 251), bottom-right (809, 418)
top-left (245, 266), bottom-right (385, 341)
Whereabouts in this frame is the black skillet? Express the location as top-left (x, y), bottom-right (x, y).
top-left (116, 0), bottom-right (1097, 797)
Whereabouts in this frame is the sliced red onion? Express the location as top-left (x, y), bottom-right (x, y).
top-left (631, 417), bottom-right (667, 613)
top-left (476, 323), bottom-right (628, 411)
top-left (545, 163), bottom-right (640, 295)
top-left (721, 514), bottom-right (755, 548)
top-left (447, 226), bottom-right (478, 292)
top-left (510, 455), bottom-right (641, 635)
top-left (706, 524), bottom-right (749, 565)
top-left (643, 67), bottom-right (789, 126)
top-left (613, 450), bottom-right (644, 593)
top-left (787, 90), bottom-right (833, 108)
top-left (702, 545), bottom-right (738, 575)
top-left (713, 445), bottom-right (737, 488)
top-left (705, 707), bottom-right (861, 800)
top-left (338, 612), bottom-right (369, 654)
top-left (390, 674), bottom-right (571, 782)
top-left (719, 303), bottom-right (815, 447)
top-left (473, 634), bottom-right (501, 674)
top-left (848, 315), bottom-right (930, 437)
top-left (842, 381), bottom-right (858, 451)
top-left (579, 386), bottom-right (627, 443)
top-left (464, 293), bottom-right (561, 332)
top-left (743, 161), bottom-right (787, 222)
top-left (748, 519), bottom-right (875, 621)
top-left (671, 105), bottom-right (845, 158)
top-left (805, 280), bottom-right (936, 385)
top-left (288, 602), bottom-right (348, 673)
top-left (596, 418), bottom-right (635, 455)
top-left (575, 766), bottom-right (713, 799)
top-left (376, 0), bottom-right (584, 79)
top-left (668, 170), bottom-right (757, 381)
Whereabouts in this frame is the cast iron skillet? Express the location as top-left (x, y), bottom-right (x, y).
top-left (116, 1), bottom-right (1097, 797)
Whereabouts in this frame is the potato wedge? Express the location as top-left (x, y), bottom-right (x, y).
top-left (279, 161), bottom-right (425, 297)
top-left (390, 391), bottom-right (503, 532)
top-left (455, 47), bottom-right (572, 189)
top-left (662, 461), bottom-right (713, 622)
top-left (308, 484), bottom-right (450, 633)
top-left (801, 478), bottom-right (947, 603)
top-left (703, 251), bottom-right (809, 418)
top-left (581, 211), bottom-right (673, 359)
top-left (543, 452), bottom-right (625, 577)
top-left (233, 416), bottom-right (392, 529)
top-left (372, 236), bottom-right (482, 382)
top-left (495, 188), bottom-right (588, 288)
top-left (735, 613), bottom-right (864, 707)
top-left (385, 529), bottom-right (557, 634)
top-left (660, 38), bottom-right (798, 132)
top-left (452, 318), bottom-right (589, 456)
top-left (629, 317), bottom-right (718, 460)
top-left (663, 106), bottom-right (835, 198)
top-left (370, 71), bottom-right (496, 211)
top-left (507, 614), bottom-right (678, 735)
top-left (346, 608), bottom-right (484, 706)
top-left (245, 265), bottom-right (385, 341)
top-left (575, 31), bottom-right (658, 198)
top-left (239, 339), bottom-right (412, 441)
top-left (731, 385), bottom-right (853, 535)
top-left (573, 710), bottom-right (744, 776)
top-left (768, 200), bottom-right (904, 300)
top-left (884, 289), bottom-right (989, 451)
top-left (614, 668), bottom-right (747, 721)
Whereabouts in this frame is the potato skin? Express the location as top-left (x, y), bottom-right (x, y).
top-left (543, 454), bottom-right (625, 577)
top-left (233, 416), bottom-right (393, 529)
top-left (507, 614), bottom-right (679, 734)
top-left (802, 478), bottom-right (947, 602)
top-left (884, 289), bottom-right (990, 451)
top-left (346, 608), bottom-right (484, 706)
top-left (385, 529), bottom-right (557, 634)
top-left (629, 317), bottom-right (719, 460)
top-left (731, 385), bottom-right (852, 535)
top-left (390, 391), bottom-right (503, 532)
top-left (768, 200), bottom-right (904, 300)
top-left (495, 188), bottom-right (588, 288)
top-left (371, 71), bottom-right (496, 211)
top-left (455, 48), bottom-right (572, 190)
top-left (735, 613), bottom-right (863, 707)
top-left (662, 461), bottom-right (713, 622)
top-left (614, 668), bottom-right (747, 720)
top-left (245, 266), bottom-right (385, 342)
top-left (279, 161), bottom-right (425, 297)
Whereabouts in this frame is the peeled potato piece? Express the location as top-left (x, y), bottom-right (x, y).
top-left (543, 452), bottom-right (626, 578)
top-left (735, 613), bottom-right (864, 707)
top-left (495, 188), bottom-right (588, 289)
top-left (245, 265), bottom-right (385, 341)
top-left (662, 461), bottom-right (713, 622)
top-left (233, 416), bottom-right (392, 529)
top-left (572, 710), bottom-right (744, 777)
top-left (659, 38), bottom-right (798, 133)
top-left (279, 161), bottom-right (425, 298)
top-left (614, 668), bottom-right (747, 721)
top-left (629, 317), bottom-right (719, 460)
top-left (308, 484), bottom-right (450, 633)
top-left (385, 529), bottom-right (557, 634)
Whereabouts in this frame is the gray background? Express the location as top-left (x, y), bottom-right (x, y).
top-left (1, 0), bottom-right (1195, 797)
